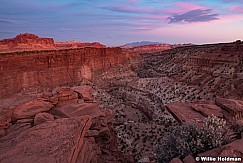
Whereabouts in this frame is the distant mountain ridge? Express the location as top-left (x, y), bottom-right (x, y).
top-left (124, 41), bottom-right (165, 47)
top-left (0, 33), bottom-right (106, 53)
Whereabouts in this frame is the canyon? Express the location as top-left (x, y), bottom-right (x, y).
top-left (0, 34), bottom-right (243, 163)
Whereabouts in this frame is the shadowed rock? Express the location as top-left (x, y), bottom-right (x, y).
top-left (34, 112), bottom-right (54, 125)
top-left (0, 116), bottom-right (92, 163)
top-left (12, 98), bottom-right (53, 120)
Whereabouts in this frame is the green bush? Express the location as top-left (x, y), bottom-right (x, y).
top-left (155, 115), bottom-right (230, 163)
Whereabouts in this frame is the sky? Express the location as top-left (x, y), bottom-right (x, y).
top-left (0, 0), bottom-right (243, 46)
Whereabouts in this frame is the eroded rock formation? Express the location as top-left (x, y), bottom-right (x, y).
top-left (0, 33), bottom-right (55, 52)
top-left (0, 85), bottom-right (133, 163)
top-left (0, 33), bottom-right (107, 53)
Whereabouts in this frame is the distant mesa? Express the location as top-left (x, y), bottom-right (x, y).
top-left (0, 33), bottom-right (55, 52)
top-left (55, 40), bottom-right (106, 49)
top-left (123, 41), bottom-right (166, 47)
top-left (122, 41), bottom-right (193, 54)
top-left (0, 33), bottom-right (106, 53)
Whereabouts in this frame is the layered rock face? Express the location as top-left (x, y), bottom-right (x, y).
top-left (0, 33), bottom-right (55, 52)
top-left (0, 47), bottom-right (131, 98)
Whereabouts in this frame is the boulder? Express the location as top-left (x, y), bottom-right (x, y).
top-left (166, 102), bottom-right (206, 125)
top-left (12, 99), bottom-right (53, 120)
top-left (215, 98), bottom-right (243, 115)
top-left (190, 103), bottom-right (223, 118)
top-left (0, 116), bottom-right (92, 163)
top-left (72, 85), bottom-right (93, 101)
top-left (169, 158), bottom-right (183, 163)
top-left (197, 138), bottom-right (243, 163)
top-left (0, 110), bottom-right (12, 129)
top-left (52, 87), bottom-right (78, 102)
top-left (183, 155), bottom-right (196, 163)
top-left (52, 102), bottom-right (104, 119)
top-left (34, 112), bottom-right (54, 125)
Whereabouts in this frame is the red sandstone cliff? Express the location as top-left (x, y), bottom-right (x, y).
top-left (0, 34), bottom-right (106, 53)
top-left (0, 33), bottom-right (55, 52)
top-left (0, 47), bottom-right (134, 98)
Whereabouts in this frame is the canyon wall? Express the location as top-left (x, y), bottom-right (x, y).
top-left (0, 47), bottom-right (131, 98)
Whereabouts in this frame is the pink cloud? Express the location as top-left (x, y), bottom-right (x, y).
top-left (229, 6), bottom-right (243, 13)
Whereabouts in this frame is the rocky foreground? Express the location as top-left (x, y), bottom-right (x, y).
top-left (0, 85), bottom-right (134, 163)
top-left (1, 37), bottom-right (243, 163)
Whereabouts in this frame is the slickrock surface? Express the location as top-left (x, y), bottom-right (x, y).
top-left (0, 116), bottom-right (92, 163)
top-left (166, 101), bottom-right (225, 125)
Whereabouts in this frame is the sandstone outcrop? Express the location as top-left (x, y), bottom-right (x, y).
top-left (166, 98), bottom-right (243, 125)
top-left (34, 112), bottom-right (54, 125)
top-left (12, 98), bottom-right (54, 120)
top-left (0, 85), bottom-right (133, 163)
top-left (0, 33), bottom-right (55, 52)
top-left (0, 33), bottom-right (107, 53)
top-left (166, 102), bottom-right (224, 125)
top-left (0, 116), bottom-right (92, 163)
top-left (72, 85), bottom-right (93, 101)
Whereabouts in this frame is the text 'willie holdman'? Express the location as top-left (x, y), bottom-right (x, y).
top-left (196, 156), bottom-right (242, 162)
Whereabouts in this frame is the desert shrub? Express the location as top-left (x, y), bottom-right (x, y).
top-left (199, 115), bottom-right (230, 149)
top-left (155, 115), bottom-right (230, 163)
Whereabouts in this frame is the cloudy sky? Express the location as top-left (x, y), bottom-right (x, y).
top-left (0, 0), bottom-right (243, 46)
